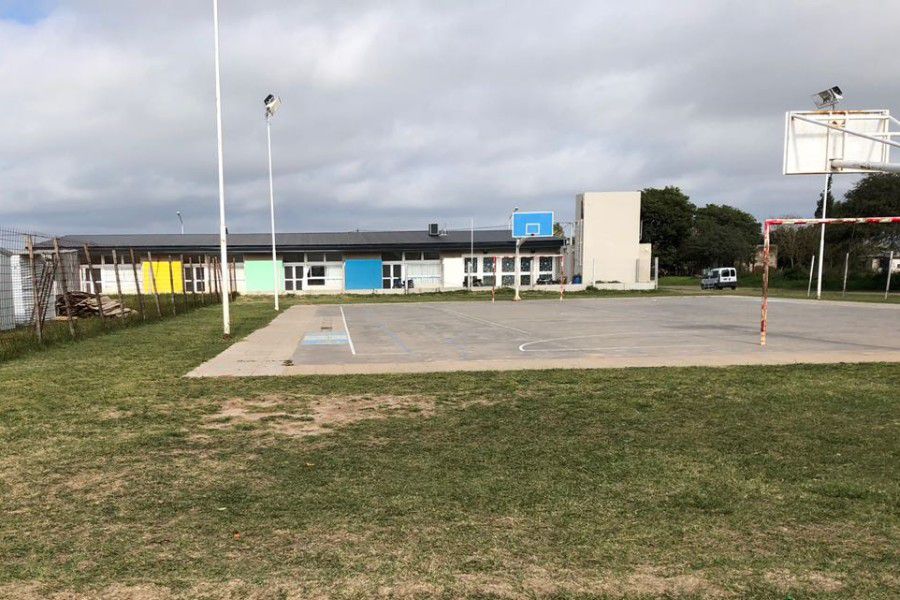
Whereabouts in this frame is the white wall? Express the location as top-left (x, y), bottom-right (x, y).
top-left (442, 254), bottom-right (465, 288)
top-left (576, 191), bottom-right (643, 285)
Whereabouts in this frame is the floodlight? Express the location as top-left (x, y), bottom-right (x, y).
top-left (264, 94), bottom-right (282, 118)
top-left (811, 86), bottom-right (843, 110)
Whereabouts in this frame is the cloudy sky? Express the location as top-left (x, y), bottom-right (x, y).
top-left (0, 0), bottom-right (897, 235)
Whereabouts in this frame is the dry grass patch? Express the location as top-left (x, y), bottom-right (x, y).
top-left (204, 394), bottom-right (436, 438)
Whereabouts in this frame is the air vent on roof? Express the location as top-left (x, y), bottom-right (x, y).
top-left (428, 223), bottom-right (440, 236)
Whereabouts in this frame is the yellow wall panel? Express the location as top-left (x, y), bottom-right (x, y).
top-left (142, 261), bottom-right (184, 294)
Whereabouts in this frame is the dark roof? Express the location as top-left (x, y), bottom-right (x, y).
top-left (39, 229), bottom-right (563, 253)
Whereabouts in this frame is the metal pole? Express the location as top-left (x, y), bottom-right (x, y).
top-left (886, 251), bottom-right (895, 300)
top-left (469, 217), bottom-right (474, 290)
top-left (266, 115), bottom-right (279, 311)
top-left (212, 0), bottom-right (231, 335)
top-left (807, 254), bottom-right (815, 298)
top-left (760, 222), bottom-right (770, 346)
top-left (654, 256), bottom-right (659, 290)
top-left (514, 239), bottom-right (522, 301)
top-left (842, 252), bottom-right (849, 297)
top-left (816, 174), bottom-right (830, 299)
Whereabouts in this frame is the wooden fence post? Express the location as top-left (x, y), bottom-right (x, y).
top-left (167, 254), bottom-right (177, 316)
top-left (83, 244), bottom-right (107, 328)
top-left (179, 254), bottom-right (189, 311)
top-left (187, 256), bottom-right (197, 307)
top-left (26, 235), bottom-right (43, 343)
top-left (230, 257), bottom-right (237, 301)
top-left (52, 238), bottom-right (77, 339)
top-left (147, 251), bottom-right (162, 317)
top-left (129, 248), bottom-right (146, 321)
top-left (112, 249), bottom-right (125, 317)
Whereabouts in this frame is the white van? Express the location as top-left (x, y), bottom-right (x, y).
top-left (701, 267), bottom-right (737, 290)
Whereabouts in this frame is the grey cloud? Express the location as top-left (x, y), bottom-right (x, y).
top-left (0, 0), bottom-right (897, 235)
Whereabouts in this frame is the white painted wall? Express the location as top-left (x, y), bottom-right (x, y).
top-left (442, 254), bottom-right (465, 288)
top-left (575, 191), bottom-right (644, 285)
top-left (638, 243), bottom-right (652, 283)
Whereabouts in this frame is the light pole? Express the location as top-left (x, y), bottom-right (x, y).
top-left (176, 211), bottom-right (184, 235)
top-left (212, 0), bottom-right (230, 335)
top-left (264, 94), bottom-right (282, 311)
top-left (811, 85), bottom-right (843, 300)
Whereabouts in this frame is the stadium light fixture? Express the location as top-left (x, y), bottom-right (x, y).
top-left (811, 86), bottom-right (843, 110)
top-left (265, 93), bottom-right (281, 311)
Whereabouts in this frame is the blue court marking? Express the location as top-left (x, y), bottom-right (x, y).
top-left (302, 332), bottom-right (349, 346)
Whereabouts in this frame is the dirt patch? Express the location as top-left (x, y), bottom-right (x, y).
top-left (765, 569), bottom-right (844, 593)
top-left (204, 394), bottom-right (435, 438)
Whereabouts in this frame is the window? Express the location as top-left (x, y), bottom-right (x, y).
top-left (382, 251), bottom-right (402, 262)
top-left (404, 251), bottom-right (423, 261)
top-left (539, 257), bottom-right (553, 272)
top-left (306, 252), bottom-right (324, 263)
top-left (423, 251), bottom-right (440, 260)
top-left (283, 253), bottom-right (304, 263)
top-left (81, 267), bottom-right (102, 294)
top-left (284, 265), bottom-right (303, 291)
top-left (382, 264), bottom-right (402, 289)
top-left (325, 253), bottom-right (342, 262)
top-left (464, 257), bottom-right (476, 273)
top-left (183, 265), bottom-right (206, 293)
top-left (502, 257), bottom-right (515, 273)
top-left (520, 257), bottom-right (532, 272)
top-left (482, 257), bottom-right (495, 273)
top-left (307, 265), bottom-right (326, 286)
top-left (501, 275), bottom-right (515, 287)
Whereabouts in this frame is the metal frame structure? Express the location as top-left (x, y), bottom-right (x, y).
top-left (783, 108), bottom-right (899, 300)
top-left (760, 216), bottom-right (900, 346)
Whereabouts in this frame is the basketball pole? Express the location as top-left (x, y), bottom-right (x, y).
top-left (815, 172), bottom-right (831, 299)
top-left (514, 238), bottom-right (522, 301)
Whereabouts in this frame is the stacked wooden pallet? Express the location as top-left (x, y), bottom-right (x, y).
top-left (55, 292), bottom-right (133, 319)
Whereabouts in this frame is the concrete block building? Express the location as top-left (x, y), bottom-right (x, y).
top-left (31, 191), bottom-right (654, 297)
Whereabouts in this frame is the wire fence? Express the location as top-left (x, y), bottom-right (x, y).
top-left (0, 227), bottom-right (227, 362)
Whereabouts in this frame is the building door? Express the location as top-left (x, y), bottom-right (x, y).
top-left (284, 264), bottom-right (304, 292)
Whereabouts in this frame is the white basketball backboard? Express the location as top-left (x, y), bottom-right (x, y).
top-left (783, 110), bottom-right (891, 175)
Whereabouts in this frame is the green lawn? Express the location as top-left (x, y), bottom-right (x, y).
top-left (0, 300), bottom-right (897, 599)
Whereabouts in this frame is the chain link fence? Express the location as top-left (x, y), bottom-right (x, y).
top-left (1, 227), bottom-right (226, 361)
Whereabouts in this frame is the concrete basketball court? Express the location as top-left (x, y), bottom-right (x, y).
top-left (188, 296), bottom-right (900, 377)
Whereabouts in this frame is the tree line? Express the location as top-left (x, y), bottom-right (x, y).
top-left (640, 173), bottom-right (900, 275)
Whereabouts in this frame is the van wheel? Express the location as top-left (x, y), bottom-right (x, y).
top-left (731, 285), bottom-right (737, 290)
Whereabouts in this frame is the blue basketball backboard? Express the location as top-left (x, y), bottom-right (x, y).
top-left (512, 211), bottom-right (554, 238)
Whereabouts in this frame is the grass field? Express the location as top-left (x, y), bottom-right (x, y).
top-left (1, 299), bottom-right (898, 599)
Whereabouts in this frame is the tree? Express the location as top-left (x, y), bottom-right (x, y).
top-left (682, 204), bottom-right (760, 272)
top-left (553, 222), bottom-right (565, 238)
top-left (826, 173), bottom-right (900, 264)
top-left (640, 187), bottom-right (695, 273)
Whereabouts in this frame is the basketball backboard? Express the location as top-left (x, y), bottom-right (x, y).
top-left (512, 211), bottom-right (554, 238)
top-left (783, 110), bottom-right (892, 175)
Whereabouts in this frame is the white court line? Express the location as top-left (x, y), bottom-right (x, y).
top-left (339, 305), bottom-right (357, 355)
top-left (521, 343), bottom-right (712, 353)
top-left (432, 305), bottom-right (531, 335)
top-left (519, 331), bottom-right (685, 352)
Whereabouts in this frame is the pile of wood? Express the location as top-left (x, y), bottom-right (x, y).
top-left (56, 292), bottom-right (133, 319)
